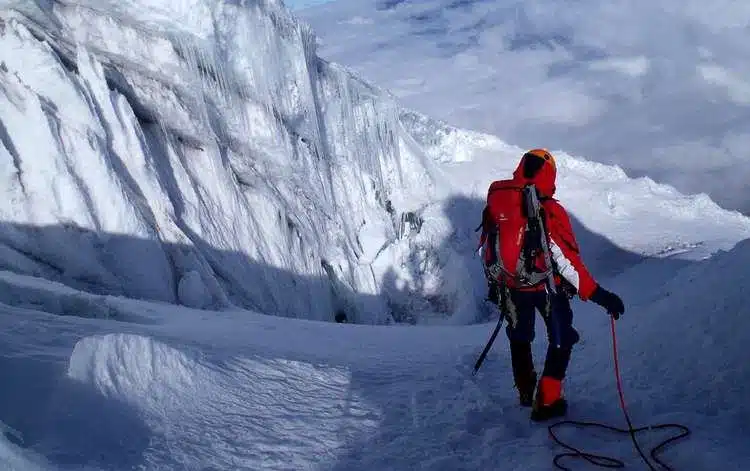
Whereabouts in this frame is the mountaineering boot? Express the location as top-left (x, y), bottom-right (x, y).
top-left (530, 376), bottom-right (568, 421)
top-left (510, 341), bottom-right (536, 407)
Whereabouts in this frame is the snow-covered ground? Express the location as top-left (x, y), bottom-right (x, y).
top-left (300, 0), bottom-right (750, 215)
top-left (1, 0), bottom-right (750, 470)
top-left (2, 237), bottom-right (750, 470)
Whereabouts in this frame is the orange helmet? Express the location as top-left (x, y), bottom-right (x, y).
top-left (515, 148), bottom-right (557, 197)
top-left (521, 148), bottom-right (556, 178)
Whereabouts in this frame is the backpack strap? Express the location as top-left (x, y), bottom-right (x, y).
top-left (520, 185), bottom-right (557, 293)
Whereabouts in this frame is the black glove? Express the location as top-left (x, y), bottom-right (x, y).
top-left (589, 285), bottom-right (624, 319)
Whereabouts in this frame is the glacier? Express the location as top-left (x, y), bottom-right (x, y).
top-left (0, 0), bottom-right (441, 323)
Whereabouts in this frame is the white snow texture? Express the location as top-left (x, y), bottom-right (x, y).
top-left (0, 0), bottom-right (431, 323)
top-left (0, 1), bottom-right (750, 471)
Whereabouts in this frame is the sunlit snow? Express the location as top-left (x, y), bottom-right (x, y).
top-left (0, 1), bottom-right (749, 470)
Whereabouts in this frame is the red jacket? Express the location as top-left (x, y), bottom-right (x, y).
top-left (489, 153), bottom-right (598, 300)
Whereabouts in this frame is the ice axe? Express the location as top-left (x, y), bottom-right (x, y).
top-left (472, 307), bottom-right (506, 375)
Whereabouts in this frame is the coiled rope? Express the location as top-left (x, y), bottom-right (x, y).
top-left (548, 318), bottom-right (691, 470)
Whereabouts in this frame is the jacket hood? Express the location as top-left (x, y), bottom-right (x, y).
top-left (512, 149), bottom-right (557, 197)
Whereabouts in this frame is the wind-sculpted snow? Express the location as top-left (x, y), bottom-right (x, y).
top-left (68, 332), bottom-right (382, 470)
top-left (640, 243), bottom-right (750, 427)
top-left (0, 0), bottom-right (434, 322)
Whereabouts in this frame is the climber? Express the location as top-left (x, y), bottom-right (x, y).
top-left (478, 149), bottom-right (625, 421)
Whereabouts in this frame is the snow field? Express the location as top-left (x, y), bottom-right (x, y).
top-left (0, 1), bottom-right (749, 469)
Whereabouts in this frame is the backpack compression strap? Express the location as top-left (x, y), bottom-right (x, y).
top-left (522, 185), bottom-right (557, 294)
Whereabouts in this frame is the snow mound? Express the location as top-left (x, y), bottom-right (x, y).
top-left (176, 270), bottom-right (211, 309)
top-left (68, 333), bottom-right (381, 470)
top-left (68, 334), bottom-right (199, 402)
top-left (626, 238), bottom-right (750, 420)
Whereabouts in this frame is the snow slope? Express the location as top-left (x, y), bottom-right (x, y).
top-left (300, 0), bottom-right (750, 215)
top-left (1, 235), bottom-right (749, 470)
top-left (0, 1), bottom-right (749, 470)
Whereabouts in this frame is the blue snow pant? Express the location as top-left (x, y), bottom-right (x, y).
top-left (502, 286), bottom-right (580, 380)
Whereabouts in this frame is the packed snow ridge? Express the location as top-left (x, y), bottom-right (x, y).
top-left (1, 0), bottom-right (749, 325)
